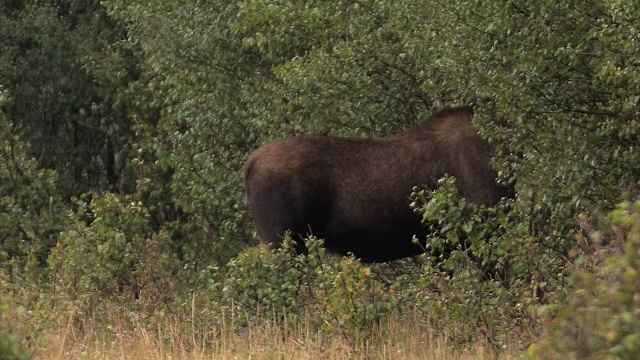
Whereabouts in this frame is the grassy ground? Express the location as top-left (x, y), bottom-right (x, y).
top-left (32, 312), bottom-right (520, 360)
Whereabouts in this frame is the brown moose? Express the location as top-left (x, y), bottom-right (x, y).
top-left (244, 107), bottom-right (512, 262)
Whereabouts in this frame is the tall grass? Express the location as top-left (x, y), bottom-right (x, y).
top-left (32, 307), bottom-right (520, 360)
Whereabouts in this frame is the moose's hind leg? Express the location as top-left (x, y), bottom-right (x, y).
top-left (249, 188), bottom-right (310, 256)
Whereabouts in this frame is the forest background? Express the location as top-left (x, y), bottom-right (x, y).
top-left (1, 0), bottom-right (639, 358)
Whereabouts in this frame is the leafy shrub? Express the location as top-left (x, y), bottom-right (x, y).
top-left (530, 200), bottom-right (640, 359)
top-left (400, 176), bottom-right (571, 349)
top-left (0, 90), bottom-right (66, 282)
top-left (48, 193), bottom-right (180, 311)
top-left (0, 328), bottom-right (29, 360)
top-left (223, 236), bottom-right (397, 341)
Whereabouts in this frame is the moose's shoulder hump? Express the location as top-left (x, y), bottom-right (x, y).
top-left (408, 106), bottom-right (474, 135)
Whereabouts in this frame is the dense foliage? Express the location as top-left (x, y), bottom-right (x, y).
top-left (224, 236), bottom-right (397, 342)
top-left (531, 200), bottom-right (640, 358)
top-left (1, 0), bottom-right (638, 357)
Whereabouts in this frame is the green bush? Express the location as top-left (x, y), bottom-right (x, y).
top-left (0, 90), bottom-right (67, 283)
top-left (223, 236), bottom-right (397, 341)
top-left (399, 176), bottom-right (571, 349)
top-left (48, 193), bottom-right (180, 311)
top-left (0, 328), bottom-right (29, 360)
top-left (530, 200), bottom-right (640, 359)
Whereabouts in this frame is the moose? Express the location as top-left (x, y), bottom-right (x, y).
top-left (244, 107), bottom-right (513, 262)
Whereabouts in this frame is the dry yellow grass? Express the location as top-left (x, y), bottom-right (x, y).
top-left (33, 311), bottom-right (520, 360)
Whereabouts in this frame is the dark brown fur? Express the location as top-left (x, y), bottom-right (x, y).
top-left (244, 107), bottom-right (512, 262)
